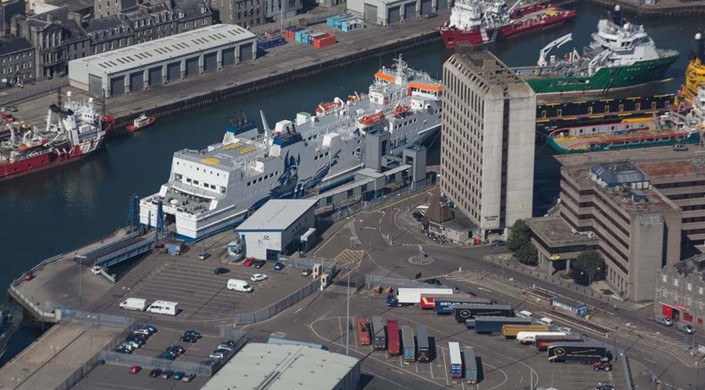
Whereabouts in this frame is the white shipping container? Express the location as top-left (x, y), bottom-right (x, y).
top-left (396, 288), bottom-right (454, 305)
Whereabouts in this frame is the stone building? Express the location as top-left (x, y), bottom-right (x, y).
top-left (656, 254), bottom-right (705, 331)
top-left (440, 48), bottom-right (536, 240)
top-left (83, 15), bottom-right (133, 55)
top-left (0, 35), bottom-right (34, 84)
top-left (211, 0), bottom-right (264, 28)
top-left (122, 0), bottom-right (211, 44)
top-left (0, 0), bottom-right (25, 36)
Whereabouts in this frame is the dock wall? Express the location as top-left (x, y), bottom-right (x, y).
top-left (111, 32), bottom-right (441, 131)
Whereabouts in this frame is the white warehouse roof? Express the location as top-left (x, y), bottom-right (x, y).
top-left (69, 24), bottom-right (254, 77)
top-left (237, 199), bottom-right (318, 231)
top-left (200, 343), bottom-right (359, 390)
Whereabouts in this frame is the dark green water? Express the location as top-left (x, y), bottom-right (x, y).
top-left (0, 1), bottom-right (702, 363)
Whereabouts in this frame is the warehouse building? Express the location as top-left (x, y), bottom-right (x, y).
top-left (201, 343), bottom-right (360, 390)
top-left (68, 23), bottom-right (256, 97)
top-left (235, 199), bottom-right (317, 260)
top-left (347, 0), bottom-right (446, 26)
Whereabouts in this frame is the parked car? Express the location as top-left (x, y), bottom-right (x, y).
top-left (214, 267), bottom-right (230, 275)
top-left (167, 345), bottom-right (186, 356)
top-left (216, 344), bottom-right (234, 352)
top-left (173, 371), bottom-right (185, 380)
top-left (180, 335), bottom-right (198, 343)
top-left (491, 239), bottom-right (506, 248)
top-left (128, 334), bottom-right (147, 342)
top-left (157, 351), bottom-right (177, 360)
top-left (198, 251), bottom-right (211, 260)
top-left (251, 273), bottom-right (268, 282)
top-left (213, 348), bottom-right (230, 355)
top-left (149, 368), bottom-right (162, 378)
top-left (183, 373), bottom-right (197, 382)
top-left (273, 262), bottom-right (285, 271)
top-left (423, 278), bottom-right (442, 286)
top-left (114, 345), bottom-right (132, 354)
top-left (673, 143), bottom-right (688, 151)
top-left (161, 370), bottom-right (174, 379)
top-left (243, 258), bottom-right (256, 266)
top-left (595, 383), bottom-right (616, 390)
top-left (133, 328), bottom-right (151, 336)
top-left (676, 322), bottom-right (695, 334)
top-left (184, 330), bottom-right (202, 339)
top-left (221, 340), bottom-right (236, 348)
top-left (209, 352), bottom-right (225, 360)
top-left (253, 260), bottom-right (266, 269)
top-left (424, 11), bottom-right (438, 18)
top-left (118, 343), bottom-right (135, 352)
top-left (138, 325), bottom-right (157, 334)
top-left (301, 269), bottom-right (312, 276)
top-left (412, 211), bottom-right (425, 221)
top-left (124, 340), bottom-right (141, 349)
top-left (128, 365), bottom-right (141, 375)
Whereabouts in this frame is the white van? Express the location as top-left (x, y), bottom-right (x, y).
top-left (538, 317), bottom-right (554, 326)
top-left (146, 300), bottom-right (178, 316)
top-left (517, 310), bottom-right (533, 318)
top-left (227, 279), bottom-right (253, 293)
top-left (119, 297), bottom-right (147, 311)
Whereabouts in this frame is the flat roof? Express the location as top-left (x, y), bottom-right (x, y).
top-left (70, 24), bottom-right (254, 76)
top-left (236, 199), bottom-right (318, 231)
top-left (527, 216), bottom-right (597, 246)
top-left (201, 343), bottom-right (359, 390)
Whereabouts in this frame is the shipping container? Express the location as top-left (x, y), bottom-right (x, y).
top-left (416, 326), bottom-right (431, 362)
top-left (463, 346), bottom-right (478, 384)
top-left (401, 325), bottom-right (416, 362)
top-left (371, 316), bottom-right (386, 350)
top-left (501, 324), bottom-right (549, 338)
top-left (256, 36), bottom-right (286, 50)
top-left (314, 35), bottom-right (336, 49)
top-left (550, 296), bottom-right (588, 318)
top-left (547, 342), bottom-right (612, 363)
top-left (474, 317), bottom-right (532, 334)
top-left (294, 29), bottom-right (313, 43)
top-left (516, 331), bottom-right (567, 344)
top-left (434, 296), bottom-right (493, 314)
top-left (454, 304), bottom-right (515, 323)
top-left (356, 316), bottom-right (371, 346)
top-left (449, 342), bottom-right (463, 379)
top-left (536, 335), bottom-right (583, 351)
top-left (398, 288), bottom-right (454, 306)
top-left (341, 19), bottom-right (365, 32)
top-left (387, 319), bottom-right (401, 356)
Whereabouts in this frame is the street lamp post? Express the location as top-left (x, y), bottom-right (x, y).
top-left (346, 270), bottom-right (350, 356)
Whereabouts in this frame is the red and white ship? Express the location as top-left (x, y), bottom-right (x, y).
top-left (440, 0), bottom-right (576, 48)
top-left (0, 91), bottom-right (113, 181)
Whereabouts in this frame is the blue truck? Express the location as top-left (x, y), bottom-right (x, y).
top-left (463, 346), bottom-right (478, 384)
top-left (434, 297), bottom-right (492, 314)
top-left (474, 316), bottom-right (532, 334)
top-left (416, 326), bottom-right (430, 362)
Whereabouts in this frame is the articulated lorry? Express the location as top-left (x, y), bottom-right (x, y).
top-left (474, 317), bottom-right (532, 334)
top-left (455, 304), bottom-right (515, 323)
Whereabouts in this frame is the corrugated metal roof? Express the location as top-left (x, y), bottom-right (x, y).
top-left (236, 199), bottom-right (318, 231)
top-left (201, 343), bottom-right (359, 390)
top-left (591, 163), bottom-right (647, 187)
top-left (70, 24), bottom-right (254, 75)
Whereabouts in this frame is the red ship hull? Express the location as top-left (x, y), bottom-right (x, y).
top-left (441, 9), bottom-right (576, 48)
top-left (0, 143), bottom-right (103, 181)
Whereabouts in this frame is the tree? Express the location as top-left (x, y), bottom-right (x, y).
top-left (515, 242), bottom-right (538, 266)
top-left (508, 219), bottom-right (531, 251)
top-left (571, 250), bottom-right (605, 286)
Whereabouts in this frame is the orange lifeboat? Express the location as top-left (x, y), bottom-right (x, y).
top-left (17, 136), bottom-right (47, 151)
top-left (315, 97), bottom-right (344, 117)
top-left (393, 105), bottom-right (411, 117)
top-left (358, 112), bottom-right (385, 129)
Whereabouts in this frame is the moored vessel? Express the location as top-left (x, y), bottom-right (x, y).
top-left (512, 5), bottom-right (679, 97)
top-left (0, 92), bottom-right (109, 181)
top-left (126, 113), bottom-right (157, 132)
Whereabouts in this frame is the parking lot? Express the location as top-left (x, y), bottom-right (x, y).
top-left (95, 239), bottom-right (313, 322)
top-left (74, 362), bottom-right (210, 390)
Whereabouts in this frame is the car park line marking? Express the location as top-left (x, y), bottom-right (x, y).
top-left (440, 345), bottom-right (451, 386)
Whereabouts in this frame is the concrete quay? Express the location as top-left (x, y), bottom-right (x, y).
top-left (10, 12), bottom-right (446, 132)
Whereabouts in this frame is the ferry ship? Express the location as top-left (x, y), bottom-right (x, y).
top-left (440, 0), bottom-right (576, 48)
top-left (512, 5), bottom-right (679, 97)
top-left (139, 56), bottom-right (442, 241)
top-left (546, 88), bottom-right (705, 154)
top-left (0, 91), bottom-right (112, 181)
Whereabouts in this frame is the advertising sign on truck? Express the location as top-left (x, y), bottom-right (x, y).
top-left (434, 296), bottom-right (493, 314)
top-left (535, 335), bottom-right (583, 351)
top-left (454, 304), bottom-right (515, 323)
top-left (547, 342), bottom-right (612, 363)
top-left (421, 294), bottom-right (488, 310)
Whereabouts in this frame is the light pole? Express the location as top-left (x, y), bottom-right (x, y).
top-left (346, 269), bottom-right (350, 355)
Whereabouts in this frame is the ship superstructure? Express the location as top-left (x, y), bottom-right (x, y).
top-left (512, 5), bottom-right (679, 96)
top-left (0, 91), bottom-right (109, 181)
top-left (139, 57), bottom-right (442, 241)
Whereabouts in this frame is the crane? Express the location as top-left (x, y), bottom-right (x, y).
top-left (537, 33), bottom-right (573, 67)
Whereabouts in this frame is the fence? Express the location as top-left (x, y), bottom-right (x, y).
top-left (59, 309), bottom-right (134, 329)
top-left (278, 255), bottom-right (341, 275)
top-left (0, 77), bottom-right (69, 105)
top-left (100, 351), bottom-right (214, 376)
top-left (621, 352), bottom-right (635, 390)
top-left (235, 278), bottom-right (321, 325)
top-left (365, 274), bottom-right (427, 289)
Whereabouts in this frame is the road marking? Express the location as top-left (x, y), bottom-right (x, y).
top-left (295, 307), bottom-right (303, 314)
top-left (441, 345), bottom-right (450, 386)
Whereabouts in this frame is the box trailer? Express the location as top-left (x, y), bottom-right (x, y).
top-left (547, 342), bottom-right (612, 363)
top-left (474, 317), bottom-right (532, 334)
top-left (463, 346), bottom-right (478, 384)
top-left (119, 297), bottom-right (147, 311)
top-left (516, 331), bottom-right (567, 344)
top-left (416, 326), bottom-right (430, 362)
top-left (356, 317), bottom-right (372, 346)
top-left (550, 296), bottom-right (588, 318)
top-left (501, 324), bottom-right (549, 338)
top-left (387, 319), bottom-right (401, 356)
top-left (434, 296), bottom-right (493, 314)
top-left (401, 325), bottom-right (416, 362)
top-left (449, 342), bottom-right (462, 379)
top-left (536, 335), bottom-right (583, 351)
top-left (454, 304), bottom-right (515, 323)
top-left (371, 316), bottom-right (386, 350)
top-left (397, 288), bottom-right (454, 306)
top-left (421, 293), bottom-right (485, 309)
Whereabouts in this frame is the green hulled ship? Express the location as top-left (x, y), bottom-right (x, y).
top-left (512, 5), bottom-right (679, 96)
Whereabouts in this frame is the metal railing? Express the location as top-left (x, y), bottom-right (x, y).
top-left (365, 274), bottom-right (427, 288)
top-left (235, 278), bottom-right (321, 325)
top-left (621, 352), bottom-right (635, 390)
top-left (59, 310), bottom-right (134, 329)
top-left (278, 255), bottom-right (340, 275)
top-left (8, 284), bottom-right (56, 320)
top-left (100, 351), bottom-right (214, 376)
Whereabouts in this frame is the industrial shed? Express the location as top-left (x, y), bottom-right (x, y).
top-left (68, 24), bottom-right (256, 97)
top-left (346, 0), bottom-right (443, 26)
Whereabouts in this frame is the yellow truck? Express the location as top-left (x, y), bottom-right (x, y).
top-left (500, 324), bottom-right (549, 338)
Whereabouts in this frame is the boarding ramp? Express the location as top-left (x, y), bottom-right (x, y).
top-left (74, 231), bottom-right (155, 268)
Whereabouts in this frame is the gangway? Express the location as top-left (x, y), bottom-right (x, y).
top-left (74, 231), bottom-right (155, 268)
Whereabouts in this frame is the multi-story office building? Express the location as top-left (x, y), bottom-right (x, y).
top-left (656, 254), bottom-right (705, 331)
top-left (528, 146), bottom-right (705, 302)
top-left (440, 48), bottom-right (536, 239)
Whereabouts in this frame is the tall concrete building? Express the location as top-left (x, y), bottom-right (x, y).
top-left (441, 49), bottom-right (536, 239)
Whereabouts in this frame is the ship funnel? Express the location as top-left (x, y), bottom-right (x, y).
top-left (610, 5), bottom-right (623, 26)
top-left (694, 32), bottom-right (705, 63)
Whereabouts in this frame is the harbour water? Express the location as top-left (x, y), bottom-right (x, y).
top-left (0, 2), bottom-right (702, 364)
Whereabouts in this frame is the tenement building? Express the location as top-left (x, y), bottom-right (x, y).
top-left (0, 36), bottom-right (34, 84)
top-left (528, 146), bottom-right (705, 302)
top-left (657, 254), bottom-right (705, 331)
top-left (440, 48), bottom-right (536, 240)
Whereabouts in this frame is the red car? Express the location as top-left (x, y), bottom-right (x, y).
top-left (243, 257), bottom-right (256, 266)
top-left (129, 365), bottom-right (141, 374)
